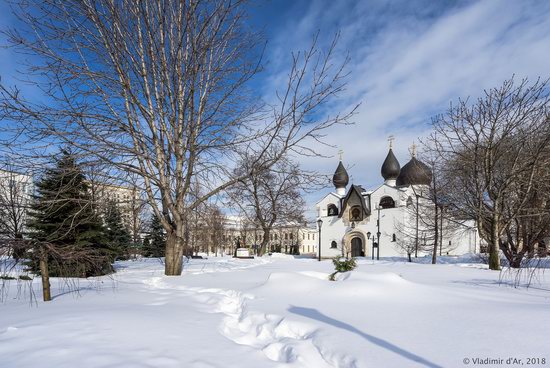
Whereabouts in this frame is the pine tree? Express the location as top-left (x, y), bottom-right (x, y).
top-left (104, 199), bottom-right (132, 260)
top-left (143, 213), bottom-right (165, 257)
top-left (142, 236), bottom-right (151, 255)
top-left (27, 150), bottom-right (112, 277)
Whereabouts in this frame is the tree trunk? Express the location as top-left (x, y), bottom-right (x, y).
top-left (39, 246), bottom-right (51, 302)
top-left (489, 213), bottom-right (501, 270)
top-left (432, 204), bottom-right (439, 264)
top-left (258, 228), bottom-right (270, 256)
top-left (439, 206), bottom-right (444, 256)
top-left (408, 252), bottom-right (412, 262)
top-left (165, 233), bottom-right (185, 276)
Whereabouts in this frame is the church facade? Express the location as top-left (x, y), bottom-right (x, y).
top-left (315, 145), bottom-right (480, 259)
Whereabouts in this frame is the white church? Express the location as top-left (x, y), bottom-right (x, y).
top-left (315, 142), bottom-right (480, 259)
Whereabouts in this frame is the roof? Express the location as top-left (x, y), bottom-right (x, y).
top-left (381, 148), bottom-right (401, 180)
top-left (396, 157), bottom-right (432, 186)
top-left (332, 161), bottom-right (349, 188)
top-left (339, 184), bottom-right (371, 218)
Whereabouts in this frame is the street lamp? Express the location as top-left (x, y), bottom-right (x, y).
top-left (317, 218), bottom-right (323, 262)
top-left (376, 231), bottom-right (381, 260)
top-left (367, 231), bottom-right (372, 259)
top-left (376, 204), bottom-right (381, 261)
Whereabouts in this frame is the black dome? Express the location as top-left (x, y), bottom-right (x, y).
top-left (381, 148), bottom-right (400, 180)
top-left (396, 157), bottom-right (432, 186)
top-left (332, 161), bottom-right (349, 188)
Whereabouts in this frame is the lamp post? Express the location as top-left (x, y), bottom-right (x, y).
top-left (376, 204), bottom-right (381, 260)
top-left (317, 218), bottom-right (323, 262)
top-left (376, 231), bottom-right (381, 260)
top-left (367, 231), bottom-right (372, 260)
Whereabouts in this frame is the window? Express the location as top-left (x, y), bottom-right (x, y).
top-left (406, 197), bottom-right (413, 207)
top-left (330, 241), bottom-right (337, 249)
top-left (327, 204), bottom-right (339, 216)
top-left (308, 234), bottom-right (310, 240)
top-left (379, 196), bottom-right (395, 209)
top-left (350, 206), bottom-right (362, 221)
top-left (392, 233), bottom-right (396, 242)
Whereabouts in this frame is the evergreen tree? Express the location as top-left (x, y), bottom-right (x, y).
top-left (142, 236), bottom-right (151, 255)
top-left (27, 150), bottom-right (112, 277)
top-left (143, 213), bottom-right (165, 257)
top-left (104, 199), bottom-right (132, 260)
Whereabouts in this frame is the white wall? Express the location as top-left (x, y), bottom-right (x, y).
top-left (315, 184), bottom-right (481, 259)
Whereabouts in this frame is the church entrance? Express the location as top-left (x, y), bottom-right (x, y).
top-left (351, 237), bottom-right (363, 257)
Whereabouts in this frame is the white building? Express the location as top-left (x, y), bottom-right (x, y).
top-left (298, 227), bottom-right (318, 255)
top-left (315, 145), bottom-right (480, 259)
top-left (0, 169), bottom-right (33, 239)
top-left (221, 215), bottom-right (317, 256)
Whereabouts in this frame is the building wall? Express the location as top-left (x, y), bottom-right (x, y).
top-left (91, 182), bottom-right (145, 240)
top-left (316, 183), bottom-right (481, 259)
top-left (0, 170), bottom-right (33, 238)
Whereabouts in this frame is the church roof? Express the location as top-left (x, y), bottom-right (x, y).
top-left (339, 184), bottom-right (371, 218)
top-left (396, 157), bottom-right (432, 186)
top-left (332, 161), bottom-right (349, 189)
top-left (381, 148), bottom-right (400, 180)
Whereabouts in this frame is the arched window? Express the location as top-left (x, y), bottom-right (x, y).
top-left (406, 197), bottom-right (413, 207)
top-left (350, 206), bottom-right (362, 221)
top-left (327, 204), bottom-right (339, 216)
top-left (330, 241), bottom-right (337, 249)
top-left (379, 196), bottom-right (396, 209)
top-left (392, 233), bottom-right (396, 242)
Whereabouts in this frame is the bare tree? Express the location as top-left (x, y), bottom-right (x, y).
top-left (0, 167), bottom-right (32, 243)
top-left (229, 156), bottom-right (309, 256)
top-left (0, 1), bottom-right (355, 275)
top-left (428, 78), bottom-right (550, 270)
top-left (393, 219), bottom-right (416, 262)
top-left (206, 205), bottom-right (226, 256)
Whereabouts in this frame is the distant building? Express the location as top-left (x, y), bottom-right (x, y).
top-left (220, 215), bottom-right (317, 256)
top-left (0, 169), bottom-right (33, 239)
top-left (316, 143), bottom-right (481, 259)
top-left (90, 182), bottom-right (146, 241)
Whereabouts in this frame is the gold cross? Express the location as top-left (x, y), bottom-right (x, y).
top-left (410, 142), bottom-right (417, 157)
top-left (388, 135), bottom-right (395, 149)
top-left (338, 149), bottom-right (343, 161)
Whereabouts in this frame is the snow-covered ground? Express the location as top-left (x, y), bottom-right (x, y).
top-left (1, 255), bottom-right (549, 368)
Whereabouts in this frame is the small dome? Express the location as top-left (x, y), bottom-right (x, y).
top-left (396, 157), bottom-right (432, 186)
top-left (332, 161), bottom-right (349, 189)
top-left (381, 148), bottom-right (400, 180)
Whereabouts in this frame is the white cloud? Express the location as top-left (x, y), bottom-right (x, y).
top-left (262, 0), bottom-right (550, 219)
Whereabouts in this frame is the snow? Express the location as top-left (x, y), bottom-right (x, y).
top-left (1, 255), bottom-right (550, 368)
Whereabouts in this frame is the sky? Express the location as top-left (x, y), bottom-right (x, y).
top-left (247, 0), bottom-right (550, 219)
top-left (1, 0), bottom-right (550, 220)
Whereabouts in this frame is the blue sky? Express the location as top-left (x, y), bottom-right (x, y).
top-left (2, 0), bottom-right (550, 219)
top-left (246, 0), bottom-right (550, 218)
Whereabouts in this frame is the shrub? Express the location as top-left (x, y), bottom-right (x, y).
top-left (333, 257), bottom-right (357, 272)
top-left (329, 257), bottom-right (357, 281)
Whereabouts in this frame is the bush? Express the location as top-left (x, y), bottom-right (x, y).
top-left (329, 257), bottom-right (357, 280)
top-left (333, 257), bottom-right (357, 272)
